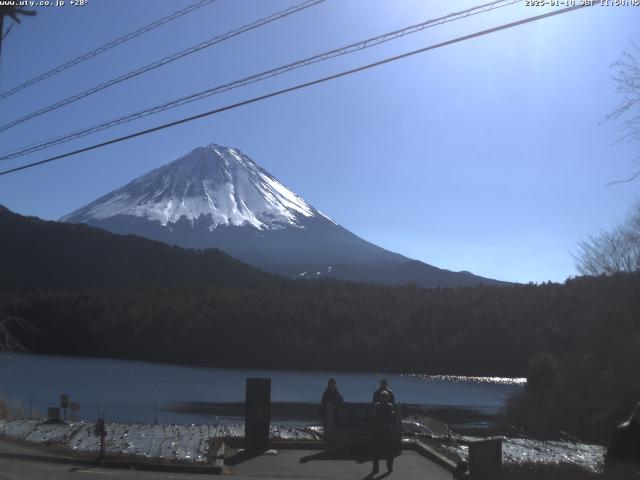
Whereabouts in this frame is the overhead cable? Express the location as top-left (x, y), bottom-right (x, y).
top-left (0, 0), bottom-right (520, 161)
top-left (0, 0), bottom-right (326, 133)
top-left (0, 3), bottom-right (594, 178)
top-left (0, 0), bottom-right (218, 100)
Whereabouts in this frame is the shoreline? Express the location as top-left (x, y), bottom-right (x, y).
top-left (0, 350), bottom-right (529, 381)
top-left (167, 401), bottom-right (500, 433)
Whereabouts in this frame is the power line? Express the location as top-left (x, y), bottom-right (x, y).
top-left (0, 0), bottom-right (326, 134)
top-left (0, 0), bottom-right (217, 100)
top-left (0, 3), bottom-right (593, 178)
top-left (0, 0), bottom-right (521, 162)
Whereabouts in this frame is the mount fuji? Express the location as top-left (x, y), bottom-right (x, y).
top-left (62, 144), bottom-right (502, 287)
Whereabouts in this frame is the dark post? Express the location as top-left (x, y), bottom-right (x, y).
top-left (245, 378), bottom-right (271, 452)
top-left (325, 402), bottom-right (336, 450)
top-left (468, 437), bottom-right (502, 480)
top-left (70, 402), bottom-right (80, 422)
top-left (60, 393), bottom-right (69, 422)
top-left (47, 407), bottom-right (60, 420)
top-left (94, 417), bottom-right (106, 464)
top-left (393, 405), bottom-right (402, 454)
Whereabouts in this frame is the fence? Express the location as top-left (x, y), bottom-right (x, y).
top-left (0, 396), bottom-right (326, 426)
top-left (1, 396), bottom-right (182, 425)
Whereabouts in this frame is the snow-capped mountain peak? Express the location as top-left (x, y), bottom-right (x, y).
top-left (61, 142), bottom-right (504, 288)
top-left (62, 144), bottom-right (333, 230)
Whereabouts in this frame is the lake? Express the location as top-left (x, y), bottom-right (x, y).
top-left (0, 352), bottom-right (524, 425)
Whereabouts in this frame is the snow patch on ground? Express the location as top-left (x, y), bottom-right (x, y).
top-left (444, 435), bottom-right (605, 472)
top-left (0, 419), bottom-right (319, 464)
top-left (0, 419), bottom-right (79, 444)
top-left (1, 419), bottom-right (603, 471)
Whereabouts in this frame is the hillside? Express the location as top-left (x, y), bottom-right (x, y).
top-left (0, 205), bottom-right (280, 291)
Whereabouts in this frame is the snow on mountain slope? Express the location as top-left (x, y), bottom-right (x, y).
top-left (62, 144), bottom-right (333, 230)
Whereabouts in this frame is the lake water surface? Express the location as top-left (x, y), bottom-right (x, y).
top-left (0, 352), bottom-right (524, 425)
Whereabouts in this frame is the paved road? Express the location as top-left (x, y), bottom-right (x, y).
top-left (0, 439), bottom-right (452, 479)
top-left (0, 458), bottom-right (216, 480)
top-left (226, 448), bottom-right (452, 479)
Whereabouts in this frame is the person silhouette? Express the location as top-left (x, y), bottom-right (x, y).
top-left (372, 378), bottom-right (395, 404)
top-left (320, 377), bottom-right (343, 429)
top-left (372, 390), bottom-right (395, 474)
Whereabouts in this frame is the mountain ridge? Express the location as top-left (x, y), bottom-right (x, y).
top-left (63, 144), bottom-right (506, 288)
top-left (0, 204), bottom-right (279, 292)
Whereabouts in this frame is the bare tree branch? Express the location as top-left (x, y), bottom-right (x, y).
top-left (574, 202), bottom-right (640, 275)
top-left (0, 6), bottom-right (37, 24)
top-left (606, 40), bottom-right (640, 184)
top-left (606, 168), bottom-right (640, 186)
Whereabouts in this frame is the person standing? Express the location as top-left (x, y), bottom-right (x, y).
top-left (320, 378), bottom-right (343, 426)
top-left (373, 378), bottom-right (395, 404)
top-left (372, 390), bottom-right (395, 474)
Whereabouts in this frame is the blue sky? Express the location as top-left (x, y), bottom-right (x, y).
top-left (0, 0), bottom-right (638, 283)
